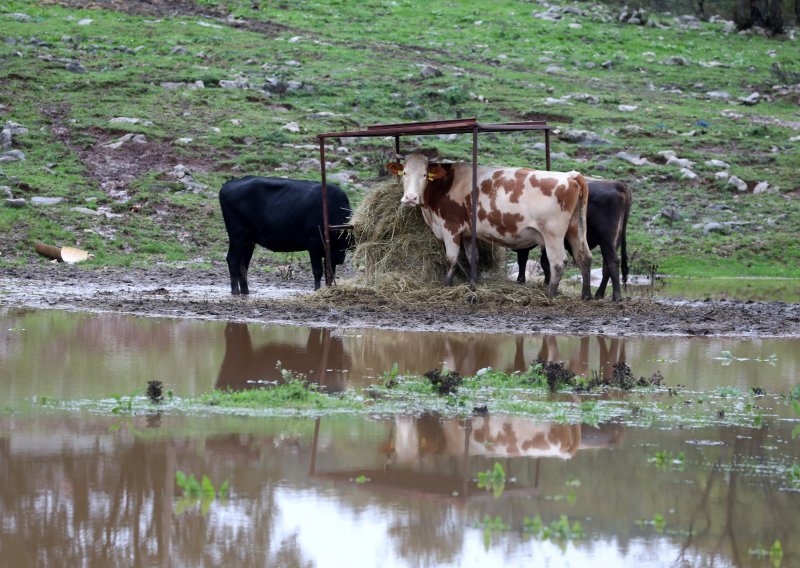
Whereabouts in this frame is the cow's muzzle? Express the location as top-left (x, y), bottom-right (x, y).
top-left (401, 193), bottom-right (419, 207)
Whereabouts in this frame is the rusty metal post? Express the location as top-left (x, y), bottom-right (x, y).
top-left (394, 135), bottom-right (400, 158)
top-left (469, 126), bottom-right (479, 285)
top-left (319, 137), bottom-right (334, 286)
top-left (545, 128), bottom-right (551, 171)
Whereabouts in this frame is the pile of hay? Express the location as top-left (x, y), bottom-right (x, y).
top-left (349, 179), bottom-right (505, 284)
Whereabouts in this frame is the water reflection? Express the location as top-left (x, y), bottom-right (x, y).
top-left (216, 322), bottom-right (351, 392)
top-left (2, 413), bottom-right (798, 567)
top-left (1, 309), bottom-right (798, 405)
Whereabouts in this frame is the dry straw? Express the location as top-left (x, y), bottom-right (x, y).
top-left (303, 178), bottom-right (581, 308)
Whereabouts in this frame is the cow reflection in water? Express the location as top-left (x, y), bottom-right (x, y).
top-left (383, 414), bottom-right (621, 465)
top-left (536, 335), bottom-right (626, 380)
top-left (216, 322), bottom-right (351, 392)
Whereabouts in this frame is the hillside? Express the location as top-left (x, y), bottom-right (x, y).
top-left (1, 0), bottom-right (799, 279)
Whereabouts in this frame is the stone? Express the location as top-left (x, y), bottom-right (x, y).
top-left (8, 13), bottom-right (32, 21)
top-left (31, 196), bottom-right (64, 206)
top-left (169, 46), bottom-right (187, 56)
top-left (65, 61), bottom-right (86, 73)
top-left (297, 158), bottom-right (321, 171)
top-left (570, 93), bottom-right (600, 104)
top-left (703, 222), bottom-right (726, 235)
top-left (219, 79), bottom-right (250, 89)
top-left (110, 117), bottom-right (154, 126)
top-left (753, 181), bottom-right (769, 194)
top-left (282, 121), bottom-right (300, 133)
top-left (4, 198), bottom-right (26, 208)
top-left (175, 137), bottom-right (193, 144)
top-left (705, 159), bottom-right (729, 168)
top-left (661, 56), bottom-right (689, 66)
top-left (680, 168), bottom-right (697, 179)
top-left (561, 129), bottom-right (612, 145)
top-left (715, 171), bottom-right (730, 180)
top-left (77, 18), bottom-right (93, 25)
top-left (102, 133), bottom-right (134, 149)
top-left (728, 175), bottom-right (748, 192)
top-left (706, 90), bottom-right (730, 100)
top-left (0, 129), bottom-right (11, 151)
top-left (618, 104), bottom-right (638, 112)
top-left (616, 151), bottom-right (653, 166)
top-left (0, 150), bottom-right (25, 163)
top-left (132, 134), bottom-right (147, 144)
top-left (739, 92), bottom-right (760, 105)
top-left (420, 65), bottom-right (442, 78)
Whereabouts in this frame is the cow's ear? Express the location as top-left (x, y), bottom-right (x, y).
top-left (427, 164), bottom-right (446, 181)
top-left (386, 162), bottom-right (404, 176)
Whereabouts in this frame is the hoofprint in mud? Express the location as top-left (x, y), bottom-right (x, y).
top-left (2, 264), bottom-right (799, 338)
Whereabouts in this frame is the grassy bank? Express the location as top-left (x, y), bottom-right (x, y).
top-left (1, 0), bottom-right (799, 278)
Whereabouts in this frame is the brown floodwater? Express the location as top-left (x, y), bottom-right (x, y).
top-left (1, 412), bottom-right (799, 567)
top-left (2, 308), bottom-right (799, 567)
top-left (1, 308), bottom-right (797, 404)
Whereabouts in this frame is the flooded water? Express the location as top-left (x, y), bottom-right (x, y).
top-left (1, 412), bottom-right (798, 567)
top-left (2, 308), bottom-right (799, 566)
top-left (1, 308), bottom-right (797, 405)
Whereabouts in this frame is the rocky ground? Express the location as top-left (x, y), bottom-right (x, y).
top-left (2, 264), bottom-right (799, 337)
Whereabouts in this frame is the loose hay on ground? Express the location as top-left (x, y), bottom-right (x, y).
top-left (349, 178), bottom-right (505, 284)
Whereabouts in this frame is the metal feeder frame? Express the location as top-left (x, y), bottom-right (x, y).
top-left (317, 118), bottom-right (552, 286)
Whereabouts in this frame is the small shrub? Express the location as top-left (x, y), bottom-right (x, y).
top-left (424, 368), bottom-right (462, 396)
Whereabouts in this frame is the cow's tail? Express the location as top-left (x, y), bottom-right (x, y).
top-left (620, 182), bottom-right (632, 286)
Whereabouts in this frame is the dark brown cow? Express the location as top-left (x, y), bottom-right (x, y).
top-left (387, 153), bottom-right (593, 299)
top-left (515, 178), bottom-right (631, 301)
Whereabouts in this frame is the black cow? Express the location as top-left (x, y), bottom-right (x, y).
top-left (219, 176), bottom-right (351, 294)
top-left (516, 178), bottom-right (631, 301)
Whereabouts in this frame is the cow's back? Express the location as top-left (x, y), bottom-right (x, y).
top-left (219, 176), bottom-right (350, 252)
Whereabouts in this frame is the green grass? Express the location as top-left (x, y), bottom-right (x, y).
top-left (1, 0), bottom-right (799, 276)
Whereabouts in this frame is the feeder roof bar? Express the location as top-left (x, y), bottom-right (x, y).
top-left (317, 117), bottom-right (550, 139)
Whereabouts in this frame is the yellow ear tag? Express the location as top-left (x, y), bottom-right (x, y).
top-left (427, 172), bottom-right (436, 181)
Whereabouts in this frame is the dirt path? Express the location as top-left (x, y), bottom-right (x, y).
top-left (3, 264), bottom-right (799, 337)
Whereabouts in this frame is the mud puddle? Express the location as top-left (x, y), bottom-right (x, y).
top-left (3, 309), bottom-right (798, 404)
top-left (2, 412), bottom-right (798, 567)
top-left (2, 265), bottom-right (800, 337)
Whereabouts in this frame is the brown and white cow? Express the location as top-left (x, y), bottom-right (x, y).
top-left (387, 153), bottom-right (592, 299)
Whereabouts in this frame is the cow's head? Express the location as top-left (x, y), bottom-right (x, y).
top-left (387, 153), bottom-right (446, 207)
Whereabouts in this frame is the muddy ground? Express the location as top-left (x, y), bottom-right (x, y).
top-left (2, 264), bottom-right (800, 337)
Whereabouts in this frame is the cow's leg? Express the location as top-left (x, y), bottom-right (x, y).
top-left (238, 241), bottom-right (255, 295)
top-left (226, 239), bottom-right (247, 295)
top-left (542, 236), bottom-right (568, 298)
top-left (540, 248), bottom-right (551, 286)
top-left (515, 248), bottom-right (530, 284)
top-left (596, 240), bottom-right (622, 301)
top-left (442, 234), bottom-right (462, 286)
top-left (566, 230), bottom-right (593, 301)
top-left (309, 251), bottom-right (324, 290)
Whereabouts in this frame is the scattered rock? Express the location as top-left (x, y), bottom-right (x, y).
top-left (174, 137), bottom-right (193, 144)
top-left (0, 129), bottom-right (11, 151)
top-left (5, 198), bottom-right (26, 208)
top-left (76, 18), bottom-right (93, 26)
top-left (661, 55), bottom-right (690, 66)
top-left (169, 46), bottom-right (187, 56)
top-left (220, 78), bottom-right (251, 89)
top-left (715, 171), bottom-right (730, 180)
top-left (618, 104), bottom-right (638, 112)
top-left (102, 133), bottom-right (135, 149)
top-left (65, 61), bottom-right (86, 73)
top-left (706, 90), bottom-right (730, 101)
top-left (658, 150), bottom-right (695, 169)
top-left (8, 13), bottom-right (32, 21)
top-left (545, 65), bottom-right (566, 74)
top-left (1, 186), bottom-right (12, 199)
top-left (753, 181), bottom-right (770, 194)
top-left (702, 222), bottom-right (726, 234)
top-left (739, 92), bottom-right (760, 106)
top-left (110, 117), bottom-right (154, 127)
top-left (31, 196), bottom-right (64, 206)
top-left (660, 207), bottom-right (680, 222)
top-left (616, 151), bottom-right (653, 166)
top-left (560, 129), bottom-right (612, 145)
top-left (570, 93), bottom-right (600, 104)
top-left (328, 171), bottom-right (358, 185)
top-left (282, 121), bottom-right (300, 133)
top-left (619, 7), bottom-right (648, 25)
top-left (728, 175), bottom-right (748, 192)
top-left (680, 168), bottom-right (698, 180)
top-left (420, 65), bottom-right (442, 78)
top-left (0, 150), bottom-right (25, 163)
top-left (705, 159), bottom-right (729, 168)
top-left (160, 80), bottom-right (204, 90)
top-left (71, 206), bottom-right (123, 219)
top-left (296, 158), bottom-right (321, 171)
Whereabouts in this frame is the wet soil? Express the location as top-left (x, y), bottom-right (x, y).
top-left (3, 264), bottom-right (799, 337)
